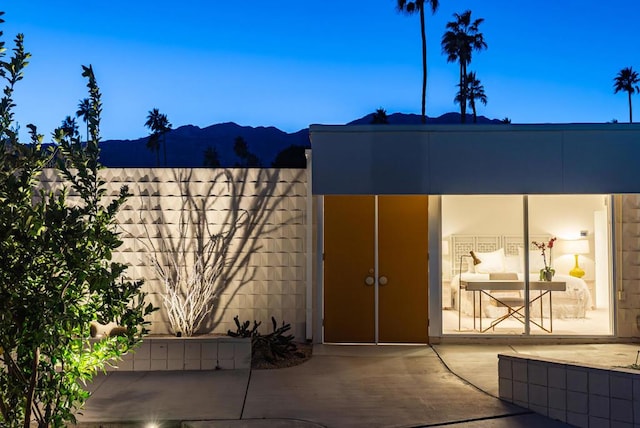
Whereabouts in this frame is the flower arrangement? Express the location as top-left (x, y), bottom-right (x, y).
top-left (532, 237), bottom-right (557, 281)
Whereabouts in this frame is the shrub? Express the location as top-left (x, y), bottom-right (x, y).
top-left (228, 316), bottom-right (297, 363)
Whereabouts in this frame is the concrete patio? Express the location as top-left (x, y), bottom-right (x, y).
top-left (75, 343), bottom-right (640, 427)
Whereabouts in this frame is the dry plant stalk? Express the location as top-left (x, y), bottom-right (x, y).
top-left (151, 249), bottom-right (224, 337)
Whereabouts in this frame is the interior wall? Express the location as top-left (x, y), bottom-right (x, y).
top-left (442, 195), bottom-right (606, 281)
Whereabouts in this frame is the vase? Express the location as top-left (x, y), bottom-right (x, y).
top-left (540, 268), bottom-right (554, 281)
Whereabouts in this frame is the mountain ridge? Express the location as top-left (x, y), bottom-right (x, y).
top-left (98, 112), bottom-right (504, 167)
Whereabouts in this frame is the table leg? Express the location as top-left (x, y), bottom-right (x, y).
top-left (458, 283), bottom-right (461, 331)
top-left (549, 290), bottom-right (553, 332)
top-left (478, 291), bottom-right (482, 332)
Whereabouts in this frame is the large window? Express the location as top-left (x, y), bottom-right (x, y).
top-left (441, 195), bottom-right (613, 336)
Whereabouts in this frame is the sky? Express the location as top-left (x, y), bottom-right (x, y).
top-left (2, 1), bottom-right (640, 142)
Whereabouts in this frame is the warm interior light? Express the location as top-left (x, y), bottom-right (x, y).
top-left (442, 240), bottom-right (450, 256)
top-left (563, 239), bottom-right (589, 278)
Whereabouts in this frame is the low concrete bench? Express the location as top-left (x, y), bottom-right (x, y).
top-left (499, 352), bottom-right (640, 427)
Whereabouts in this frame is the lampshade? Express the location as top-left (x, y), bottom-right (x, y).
top-left (563, 239), bottom-right (590, 255)
top-left (442, 240), bottom-right (450, 256)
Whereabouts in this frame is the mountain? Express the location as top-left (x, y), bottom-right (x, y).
top-left (98, 112), bottom-right (504, 167)
top-left (99, 122), bottom-right (309, 168)
top-left (347, 112), bottom-right (504, 125)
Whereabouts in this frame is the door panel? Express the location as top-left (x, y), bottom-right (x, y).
top-left (324, 195), bottom-right (429, 343)
top-left (324, 195), bottom-right (375, 342)
top-left (378, 196), bottom-right (429, 343)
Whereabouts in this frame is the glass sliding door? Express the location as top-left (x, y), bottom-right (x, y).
top-left (527, 195), bottom-right (612, 336)
top-left (441, 194), bottom-right (614, 336)
top-left (441, 195), bottom-right (525, 335)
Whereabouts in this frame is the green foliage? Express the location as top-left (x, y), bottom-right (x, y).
top-left (0, 17), bottom-right (155, 427)
top-left (228, 316), bottom-right (296, 363)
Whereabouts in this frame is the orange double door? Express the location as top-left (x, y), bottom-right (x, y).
top-left (323, 195), bottom-right (429, 343)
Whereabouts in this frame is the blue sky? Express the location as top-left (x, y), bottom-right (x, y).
top-left (3, 1), bottom-right (639, 141)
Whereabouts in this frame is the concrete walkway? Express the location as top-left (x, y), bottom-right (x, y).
top-left (76, 343), bottom-right (640, 427)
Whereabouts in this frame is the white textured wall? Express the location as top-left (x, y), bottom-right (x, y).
top-left (41, 167), bottom-right (308, 340)
top-left (618, 195), bottom-right (640, 337)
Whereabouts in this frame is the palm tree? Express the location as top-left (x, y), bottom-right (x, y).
top-left (613, 67), bottom-right (640, 123)
top-left (145, 108), bottom-right (172, 166)
top-left (396, 0), bottom-right (440, 124)
top-left (455, 71), bottom-right (487, 123)
top-left (60, 116), bottom-right (79, 139)
top-left (76, 98), bottom-right (91, 143)
top-left (441, 10), bottom-right (487, 123)
top-left (203, 145), bottom-right (221, 167)
top-left (371, 107), bottom-right (389, 124)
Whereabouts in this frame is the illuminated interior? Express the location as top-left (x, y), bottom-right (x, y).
top-left (441, 195), bottom-right (613, 336)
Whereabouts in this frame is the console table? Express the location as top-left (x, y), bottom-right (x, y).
top-left (460, 280), bottom-right (566, 333)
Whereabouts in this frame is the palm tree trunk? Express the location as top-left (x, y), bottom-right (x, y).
top-left (458, 65), bottom-right (465, 123)
top-left (420, 7), bottom-right (427, 124)
top-left (461, 62), bottom-right (468, 123)
top-left (471, 99), bottom-right (477, 123)
top-left (629, 91), bottom-right (633, 123)
top-left (163, 133), bottom-right (167, 167)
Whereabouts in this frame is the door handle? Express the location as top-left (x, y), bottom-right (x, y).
top-left (379, 275), bottom-right (388, 286)
top-left (364, 276), bottom-right (375, 286)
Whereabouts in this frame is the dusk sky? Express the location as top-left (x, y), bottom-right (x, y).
top-left (3, 1), bottom-right (639, 141)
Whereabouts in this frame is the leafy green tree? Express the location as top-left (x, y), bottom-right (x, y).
top-left (455, 71), bottom-right (487, 123)
top-left (613, 66), bottom-right (640, 123)
top-left (0, 21), bottom-right (154, 427)
top-left (203, 145), bottom-right (221, 167)
top-left (371, 107), bottom-right (389, 124)
top-left (144, 108), bottom-right (172, 166)
top-left (233, 136), bottom-right (261, 167)
top-left (441, 10), bottom-right (487, 123)
top-left (75, 97), bottom-right (91, 143)
top-left (396, 0), bottom-right (440, 124)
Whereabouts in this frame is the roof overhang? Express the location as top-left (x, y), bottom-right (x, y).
top-left (309, 123), bottom-right (640, 195)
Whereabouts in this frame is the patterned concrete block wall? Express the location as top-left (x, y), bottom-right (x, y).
top-left (619, 195), bottom-right (640, 337)
top-left (40, 167), bottom-right (308, 339)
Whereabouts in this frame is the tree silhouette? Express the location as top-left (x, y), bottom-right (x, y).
top-left (613, 66), bottom-right (640, 123)
top-left (76, 97), bottom-right (91, 143)
top-left (455, 71), bottom-right (487, 123)
top-left (272, 144), bottom-right (307, 168)
top-left (371, 107), bottom-right (389, 124)
top-left (233, 136), bottom-right (261, 167)
top-left (59, 115), bottom-right (79, 139)
top-left (145, 108), bottom-right (172, 166)
top-left (396, 0), bottom-right (440, 124)
top-left (203, 145), bottom-right (221, 167)
top-left (502, 117), bottom-right (512, 124)
top-left (441, 10), bottom-right (487, 123)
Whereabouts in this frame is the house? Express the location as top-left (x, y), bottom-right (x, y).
top-left (310, 123), bottom-right (640, 343)
top-left (43, 123), bottom-right (640, 344)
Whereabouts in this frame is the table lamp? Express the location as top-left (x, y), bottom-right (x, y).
top-left (564, 239), bottom-right (589, 278)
